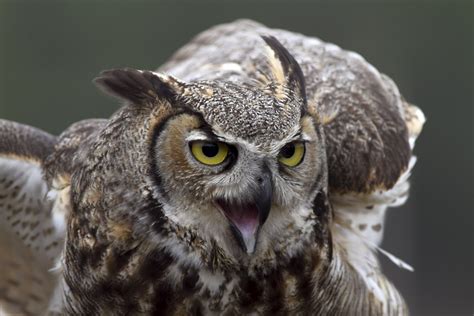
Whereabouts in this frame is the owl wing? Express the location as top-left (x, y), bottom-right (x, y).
top-left (325, 86), bottom-right (425, 311)
top-left (318, 64), bottom-right (426, 246)
top-left (0, 119), bottom-right (65, 315)
top-left (329, 98), bottom-right (425, 249)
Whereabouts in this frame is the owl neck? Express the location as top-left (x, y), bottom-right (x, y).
top-left (155, 207), bottom-right (325, 275)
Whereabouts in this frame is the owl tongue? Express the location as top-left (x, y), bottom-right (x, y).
top-left (216, 199), bottom-right (260, 254)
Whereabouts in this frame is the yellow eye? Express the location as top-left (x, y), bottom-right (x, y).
top-left (190, 141), bottom-right (229, 166)
top-left (278, 142), bottom-right (305, 167)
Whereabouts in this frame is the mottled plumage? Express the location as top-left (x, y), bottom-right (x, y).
top-left (0, 20), bottom-right (424, 315)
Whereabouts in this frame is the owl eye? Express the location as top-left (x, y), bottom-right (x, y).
top-left (190, 141), bottom-right (229, 166)
top-left (278, 142), bottom-right (305, 167)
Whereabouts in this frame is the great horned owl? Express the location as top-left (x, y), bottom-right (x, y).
top-left (0, 20), bottom-right (424, 315)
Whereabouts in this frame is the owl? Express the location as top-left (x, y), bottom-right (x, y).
top-left (0, 20), bottom-right (424, 315)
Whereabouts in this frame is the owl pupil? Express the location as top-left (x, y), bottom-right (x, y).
top-left (202, 143), bottom-right (219, 157)
top-left (281, 144), bottom-right (295, 158)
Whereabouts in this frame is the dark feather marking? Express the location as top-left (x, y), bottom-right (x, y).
top-left (311, 190), bottom-right (332, 255)
top-left (6, 278), bottom-right (20, 287)
top-left (326, 229), bottom-right (334, 262)
top-left (182, 269), bottom-right (200, 294)
top-left (138, 249), bottom-right (174, 283)
top-left (312, 190), bottom-right (329, 219)
top-left (264, 269), bottom-right (286, 314)
top-left (150, 281), bottom-right (175, 315)
top-left (119, 250), bottom-right (174, 313)
top-left (238, 275), bottom-right (263, 312)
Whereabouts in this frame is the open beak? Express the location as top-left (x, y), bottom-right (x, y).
top-left (215, 167), bottom-right (272, 254)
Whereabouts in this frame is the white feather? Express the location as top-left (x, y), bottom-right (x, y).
top-left (331, 154), bottom-right (417, 308)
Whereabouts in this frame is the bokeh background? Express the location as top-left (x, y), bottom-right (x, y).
top-left (0, 1), bottom-right (472, 315)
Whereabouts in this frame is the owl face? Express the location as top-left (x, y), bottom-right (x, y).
top-left (95, 36), bottom-right (328, 259)
top-left (153, 110), bottom-right (324, 255)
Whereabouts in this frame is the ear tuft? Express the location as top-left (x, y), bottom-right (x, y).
top-left (261, 36), bottom-right (307, 105)
top-left (94, 68), bottom-right (183, 104)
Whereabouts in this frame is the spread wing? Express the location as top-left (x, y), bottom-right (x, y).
top-left (330, 96), bottom-right (426, 249)
top-left (312, 48), bottom-right (425, 312)
top-left (0, 120), bottom-right (64, 315)
top-left (329, 97), bottom-right (424, 312)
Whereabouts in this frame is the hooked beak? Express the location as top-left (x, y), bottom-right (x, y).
top-left (215, 167), bottom-right (273, 254)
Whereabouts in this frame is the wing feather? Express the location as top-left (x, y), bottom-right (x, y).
top-left (0, 120), bottom-right (64, 315)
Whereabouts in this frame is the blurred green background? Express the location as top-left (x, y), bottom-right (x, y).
top-left (0, 1), bottom-right (472, 315)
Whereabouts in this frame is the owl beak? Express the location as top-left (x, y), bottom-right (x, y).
top-left (215, 167), bottom-right (273, 254)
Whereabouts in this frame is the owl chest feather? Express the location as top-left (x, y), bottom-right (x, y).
top-left (63, 222), bottom-right (384, 316)
top-left (65, 244), bottom-right (321, 314)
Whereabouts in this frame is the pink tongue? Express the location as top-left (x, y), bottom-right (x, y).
top-left (216, 199), bottom-right (259, 237)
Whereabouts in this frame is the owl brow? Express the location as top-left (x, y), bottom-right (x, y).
top-left (185, 130), bottom-right (212, 142)
top-left (185, 128), bottom-right (222, 143)
top-left (290, 131), bottom-right (303, 141)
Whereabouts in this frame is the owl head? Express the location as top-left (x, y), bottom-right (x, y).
top-left (94, 36), bottom-right (329, 263)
